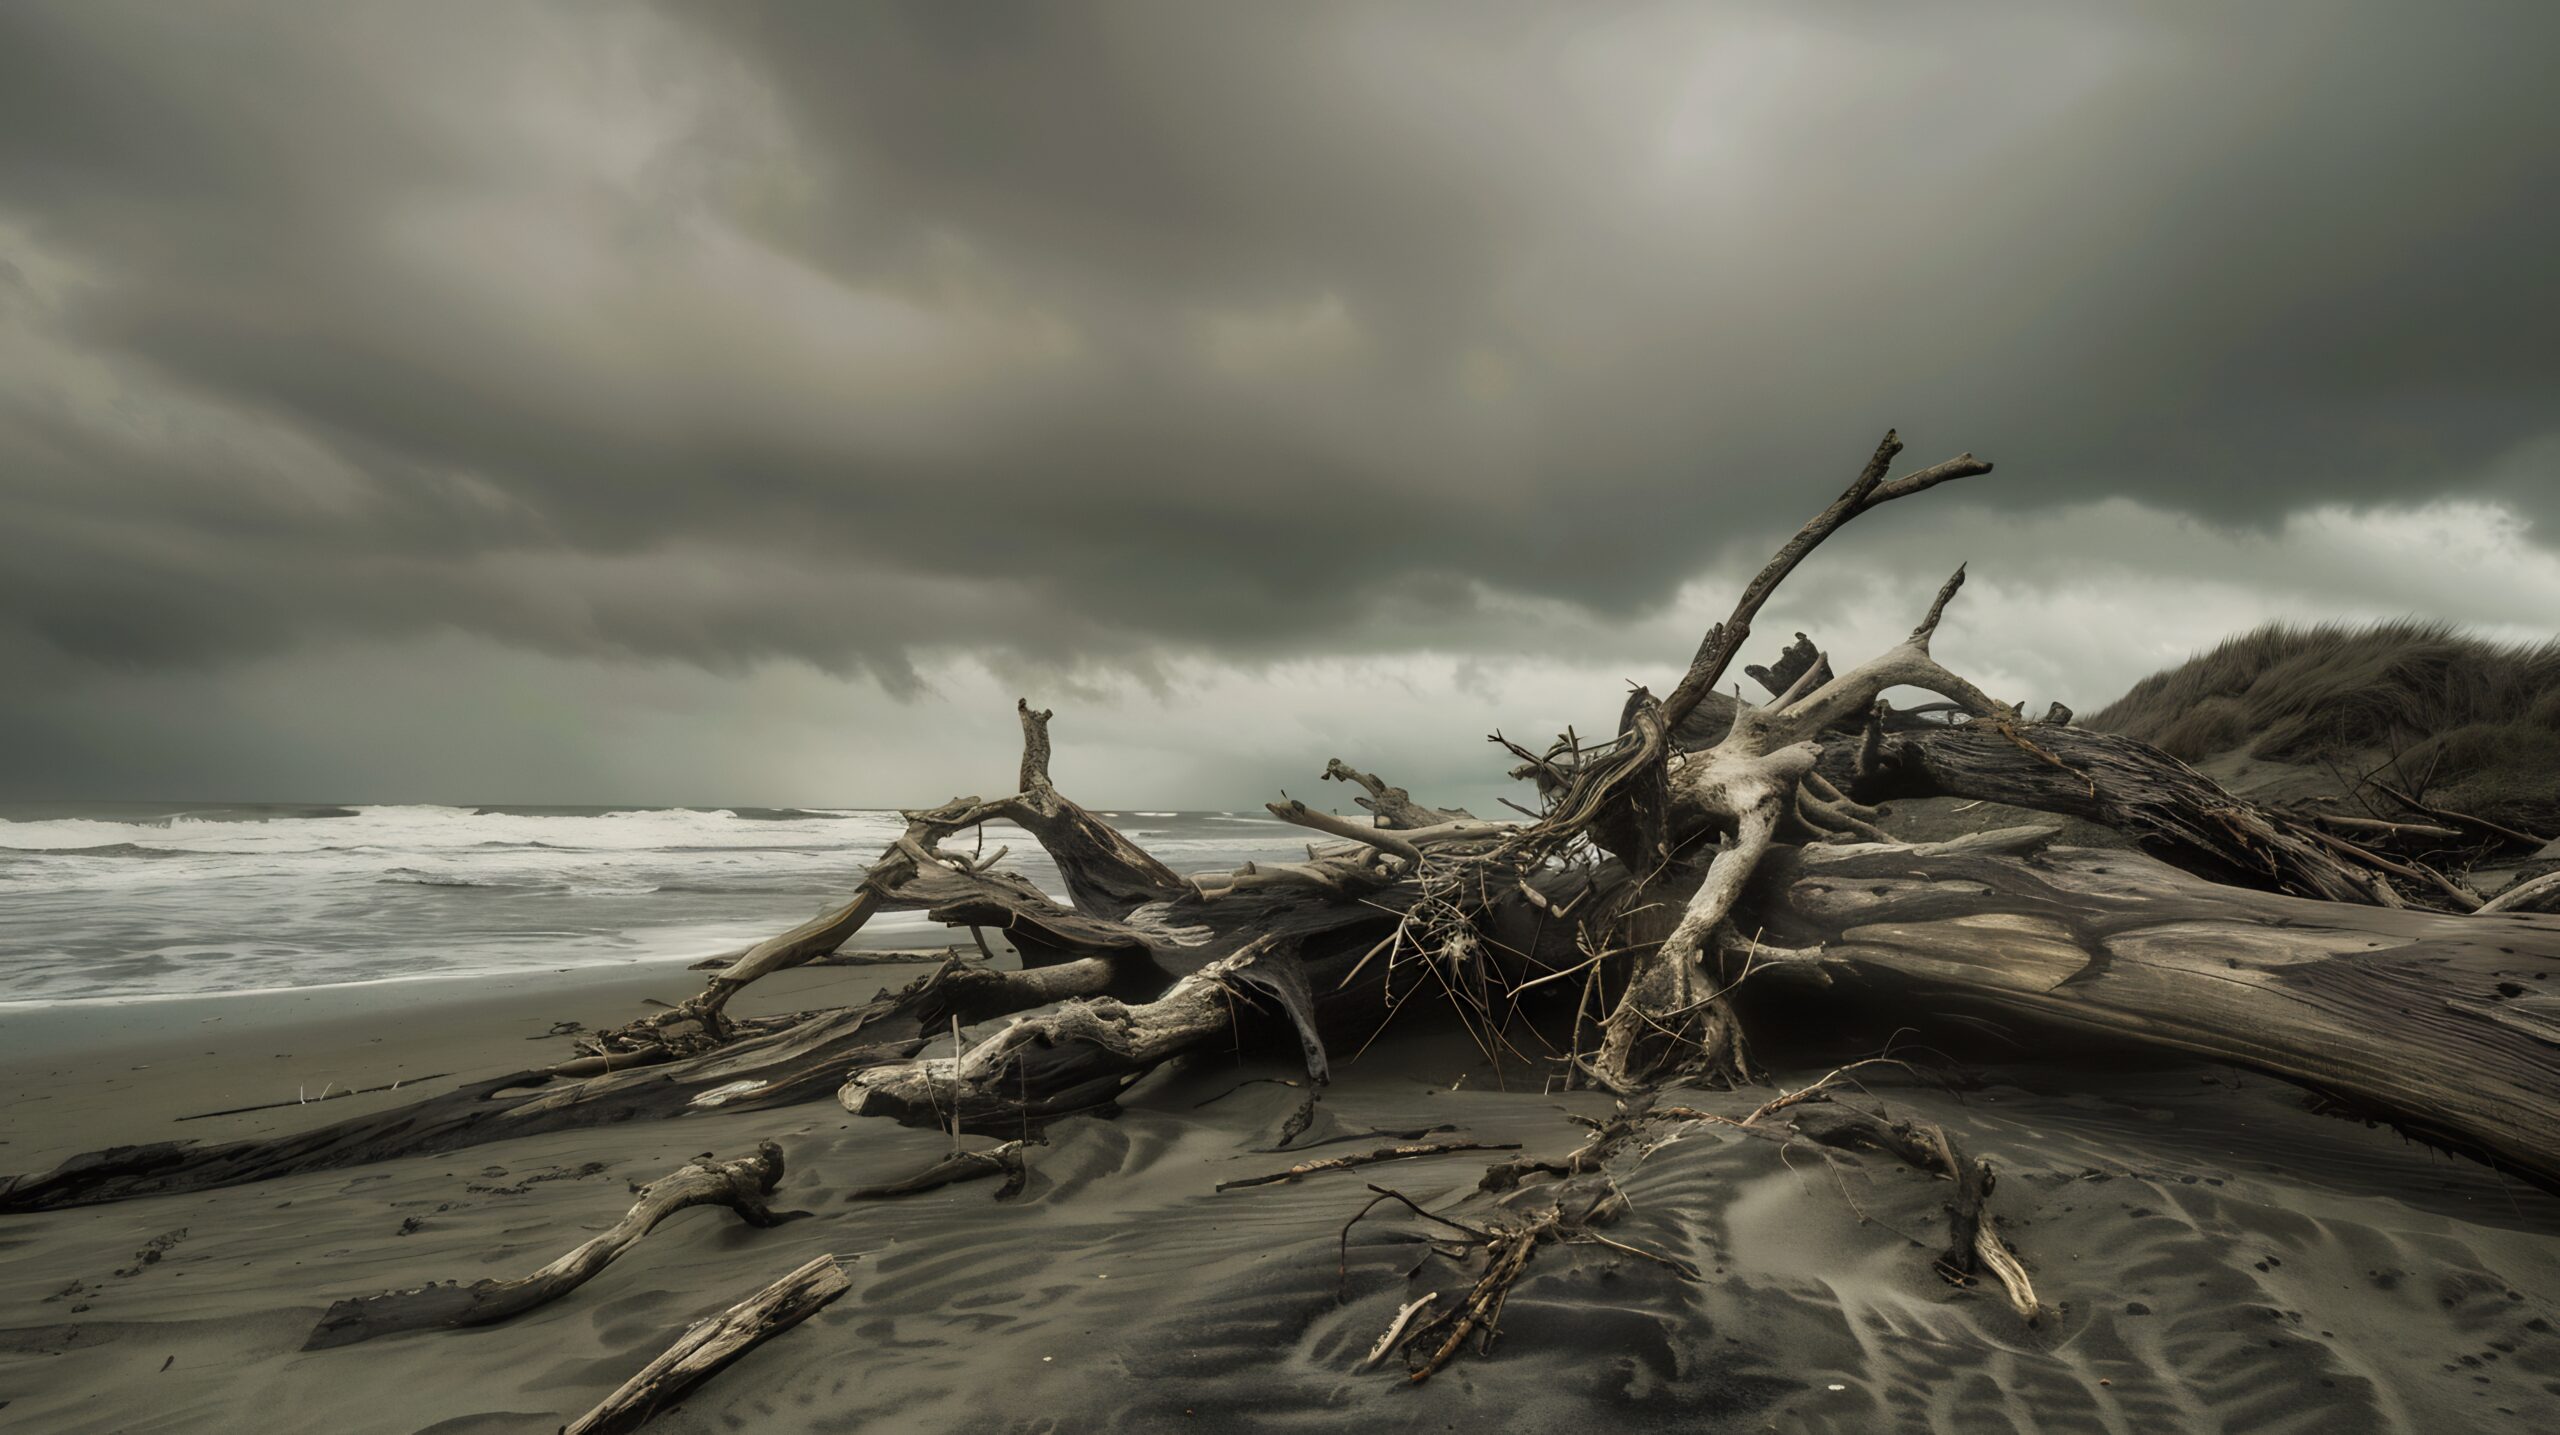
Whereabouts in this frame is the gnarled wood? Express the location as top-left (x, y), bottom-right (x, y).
top-left (0, 961), bottom-right (1085, 1212)
top-left (1660, 434), bottom-right (1993, 733)
top-left (1004, 700), bottom-right (1192, 918)
top-left (840, 937), bottom-right (1322, 1134)
top-left (563, 1253), bottom-right (851, 1435)
top-left (302, 1143), bottom-right (791, 1350)
top-left (1322, 758), bottom-right (1475, 828)
top-left (1588, 560), bottom-right (2016, 1091)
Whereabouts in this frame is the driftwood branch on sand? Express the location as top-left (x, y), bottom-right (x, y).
top-left (302, 1143), bottom-right (795, 1349)
top-left (8, 428), bottom-right (2556, 1411)
top-left (561, 1253), bottom-right (852, 1435)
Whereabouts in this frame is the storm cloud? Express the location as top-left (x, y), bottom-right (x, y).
top-left (1, 1), bottom-right (2553, 805)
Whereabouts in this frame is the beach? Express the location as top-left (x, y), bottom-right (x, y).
top-left (6, 945), bottom-right (2560, 1434)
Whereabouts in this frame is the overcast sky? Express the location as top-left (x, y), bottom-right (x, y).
top-left (2, 1), bottom-right (2553, 811)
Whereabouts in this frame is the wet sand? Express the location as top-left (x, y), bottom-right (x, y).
top-left (4, 960), bottom-right (2560, 1433)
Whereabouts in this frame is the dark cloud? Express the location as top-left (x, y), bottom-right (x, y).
top-left (0, 1), bottom-right (2553, 799)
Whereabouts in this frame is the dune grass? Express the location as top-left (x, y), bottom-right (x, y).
top-left (2088, 620), bottom-right (2560, 830)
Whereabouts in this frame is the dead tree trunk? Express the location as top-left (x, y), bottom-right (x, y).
top-left (1743, 828), bottom-right (2560, 1188)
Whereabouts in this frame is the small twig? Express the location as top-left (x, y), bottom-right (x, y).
top-left (177, 1073), bottom-right (456, 1122)
top-left (1219, 1141), bottom-right (1519, 1193)
top-left (1190, 1076), bottom-right (1302, 1108)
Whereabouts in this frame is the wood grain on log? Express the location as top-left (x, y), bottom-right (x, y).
top-left (562, 1253), bottom-right (851, 1435)
top-left (1750, 833), bottom-right (2560, 1189)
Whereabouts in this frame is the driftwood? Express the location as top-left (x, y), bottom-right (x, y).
top-left (0, 960), bottom-right (1078, 1211)
top-left (1214, 1140), bottom-right (1521, 1192)
top-left (175, 1073), bottom-right (455, 1122)
top-left (1322, 757), bottom-right (1475, 828)
top-left (1387, 1114), bottom-right (1691, 1384)
top-left (1825, 721), bottom-right (2422, 906)
top-left (13, 425), bottom-right (2560, 1411)
top-left (302, 1143), bottom-right (792, 1350)
top-left (1786, 1103), bottom-right (2040, 1320)
top-left (843, 1140), bottom-right (1030, 1201)
top-left (24, 429), bottom-right (2552, 1209)
top-left (561, 1253), bottom-right (852, 1435)
top-left (839, 936), bottom-right (1329, 1134)
top-left (1745, 829), bottom-right (2560, 1188)
top-left (688, 946), bottom-right (980, 971)
top-left (2483, 869), bottom-right (2560, 915)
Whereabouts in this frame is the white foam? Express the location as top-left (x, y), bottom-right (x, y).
top-left (0, 805), bottom-right (1309, 1003)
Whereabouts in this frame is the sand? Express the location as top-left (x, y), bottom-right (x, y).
top-left (5, 959), bottom-right (2560, 1433)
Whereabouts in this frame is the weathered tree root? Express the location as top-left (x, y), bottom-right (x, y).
top-left (1786, 1103), bottom-right (2042, 1321)
top-left (839, 935), bottom-right (1333, 1136)
top-left (843, 1140), bottom-right (1031, 1202)
top-left (562, 1253), bottom-right (852, 1435)
top-left (302, 1143), bottom-right (794, 1350)
top-left (586, 700), bottom-right (1194, 1063)
top-left (1552, 446), bottom-right (2014, 1093)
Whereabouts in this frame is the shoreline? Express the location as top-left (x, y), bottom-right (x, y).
top-left (0, 958), bottom-right (941, 1171)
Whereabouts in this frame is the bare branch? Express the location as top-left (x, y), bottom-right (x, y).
top-left (563, 1255), bottom-right (851, 1435)
top-left (1661, 433), bottom-right (1995, 730)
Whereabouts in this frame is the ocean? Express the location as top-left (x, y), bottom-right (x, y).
top-left (0, 802), bottom-right (1313, 1005)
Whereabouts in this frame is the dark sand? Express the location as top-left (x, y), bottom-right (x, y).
top-left (5, 958), bottom-right (2560, 1433)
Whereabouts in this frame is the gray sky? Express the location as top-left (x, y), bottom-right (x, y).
top-left (2, 1), bottom-right (2554, 811)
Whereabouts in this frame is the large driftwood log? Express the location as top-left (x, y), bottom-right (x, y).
top-left (302, 1143), bottom-right (791, 1349)
top-left (562, 1253), bottom-right (852, 1435)
top-left (0, 960), bottom-right (1099, 1212)
top-left (1745, 829), bottom-right (2560, 1189)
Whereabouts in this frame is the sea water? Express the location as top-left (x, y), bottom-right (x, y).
top-left (0, 803), bottom-right (1308, 1004)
